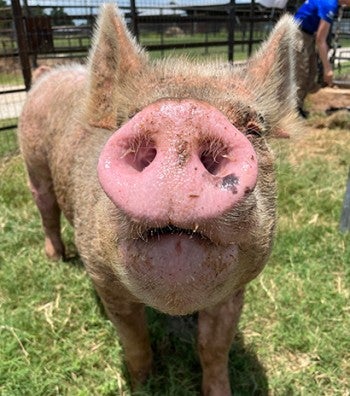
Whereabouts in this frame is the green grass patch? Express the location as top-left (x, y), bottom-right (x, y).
top-left (0, 72), bottom-right (24, 86)
top-left (1, 124), bottom-right (349, 394)
top-left (148, 43), bottom-right (260, 62)
top-left (0, 126), bottom-right (18, 158)
top-left (53, 36), bottom-right (91, 50)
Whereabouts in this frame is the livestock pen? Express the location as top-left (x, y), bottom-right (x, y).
top-left (1, 1), bottom-right (350, 394)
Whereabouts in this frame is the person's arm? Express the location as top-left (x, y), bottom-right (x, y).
top-left (315, 19), bottom-right (333, 85)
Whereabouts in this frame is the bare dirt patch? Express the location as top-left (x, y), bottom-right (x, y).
top-left (275, 87), bottom-right (350, 167)
top-left (307, 86), bottom-right (350, 113)
top-left (304, 86), bottom-right (350, 131)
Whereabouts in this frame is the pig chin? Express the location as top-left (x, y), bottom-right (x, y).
top-left (117, 232), bottom-right (242, 315)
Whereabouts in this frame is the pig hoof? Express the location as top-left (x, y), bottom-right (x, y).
top-left (202, 379), bottom-right (232, 396)
top-left (129, 374), bottom-right (150, 390)
top-left (129, 366), bottom-right (152, 389)
top-left (202, 386), bottom-right (232, 396)
top-left (45, 238), bottom-right (65, 261)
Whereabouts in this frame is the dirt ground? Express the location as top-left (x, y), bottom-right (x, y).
top-left (307, 86), bottom-right (350, 113)
top-left (286, 86), bottom-right (350, 168)
top-left (303, 85), bottom-right (350, 133)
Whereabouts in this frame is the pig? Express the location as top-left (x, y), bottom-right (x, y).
top-left (18, 4), bottom-right (299, 395)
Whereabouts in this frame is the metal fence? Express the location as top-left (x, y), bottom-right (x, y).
top-left (0, 0), bottom-right (349, 156)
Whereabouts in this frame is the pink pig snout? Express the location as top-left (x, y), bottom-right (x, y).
top-left (98, 99), bottom-right (258, 226)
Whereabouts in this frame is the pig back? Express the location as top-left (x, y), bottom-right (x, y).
top-left (19, 65), bottom-right (92, 223)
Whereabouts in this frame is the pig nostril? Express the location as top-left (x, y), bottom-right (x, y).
top-left (200, 152), bottom-right (222, 175)
top-left (199, 139), bottom-right (229, 176)
top-left (135, 146), bottom-right (157, 172)
top-left (122, 137), bottom-right (157, 172)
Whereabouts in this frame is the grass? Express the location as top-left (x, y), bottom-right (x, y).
top-left (148, 43), bottom-right (261, 62)
top-left (0, 122), bottom-right (350, 394)
top-left (0, 30), bottom-right (265, 65)
top-left (0, 127), bottom-right (18, 158)
top-left (0, 72), bottom-right (24, 86)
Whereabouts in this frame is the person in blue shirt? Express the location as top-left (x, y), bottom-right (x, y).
top-left (294, 0), bottom-right (350, 116)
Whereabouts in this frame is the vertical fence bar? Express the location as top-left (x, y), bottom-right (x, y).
top-left (130, 0), bottom-right (139, 42)
top-left (248, 0), bottom-right (255, 57)
top-left (340, 168), bottom-right (350, 232)
top-left (11, 0), bottom-right (31, 90)
top-left (160, 9), bottom-right (164, 57)
top-left (227, 0), bottom-right (235, 63)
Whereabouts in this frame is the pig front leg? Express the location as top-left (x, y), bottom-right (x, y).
top-left (198, 288), bottom-right (245, 396)
top-left (106, 303), bottom-right (152, 386)
top-left (94, 283), bottom-right (153, 387)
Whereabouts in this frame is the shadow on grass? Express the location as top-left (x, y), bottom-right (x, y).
top-left (63, 247), bottom-right (267, 395)
top-left (93, 296), bottom-right (268, 395)
top-left (138, 313), bottom-right (268, 395)
top-left (229, 332), bottom-right (269, 395)
top-left (62, 253), bottom-right (83, 267)
top-left (61, 254), bottom-right (268, 394)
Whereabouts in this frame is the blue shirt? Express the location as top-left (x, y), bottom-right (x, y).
top-left (295, 0), bottom-right (338, 34)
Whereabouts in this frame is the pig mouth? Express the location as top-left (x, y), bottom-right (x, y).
top-left (143, 225), bottom-right (208, 242)
top-left (118, 222), bottom-right (242, 315)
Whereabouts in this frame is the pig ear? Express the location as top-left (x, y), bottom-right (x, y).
top-left (85, 4), bottom-right (145, 130)
top-left (244, 15), bottom-right (298, 127)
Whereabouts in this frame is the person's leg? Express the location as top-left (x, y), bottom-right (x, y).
top-left (295, 30), bottom-right (316, 116)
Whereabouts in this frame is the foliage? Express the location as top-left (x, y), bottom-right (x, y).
top-left (0, 0), bottom-right (12, 31)
top-left (0, 124), bottom-right (349, 394)
top-left (28, 6), bottom-right (46, 17)
top-left (50, 7), bottom-right (74, 27)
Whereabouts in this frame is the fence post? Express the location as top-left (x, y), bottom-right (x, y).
top-left (248, 0), bottom-right (255, 57)
top-left (228, 0), bottom-right (235, 63)
top-left (340, 168), bottom-right (350, 233)
top-left (11, 0), bottom-right (31, 91)
top-left (130, 0), bottom-right (139, 42)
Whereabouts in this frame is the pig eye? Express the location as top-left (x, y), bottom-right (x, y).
top-left (246, 122), bottom-right (262, 138)
top-left (258, 113), bottom-right (265, 124)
